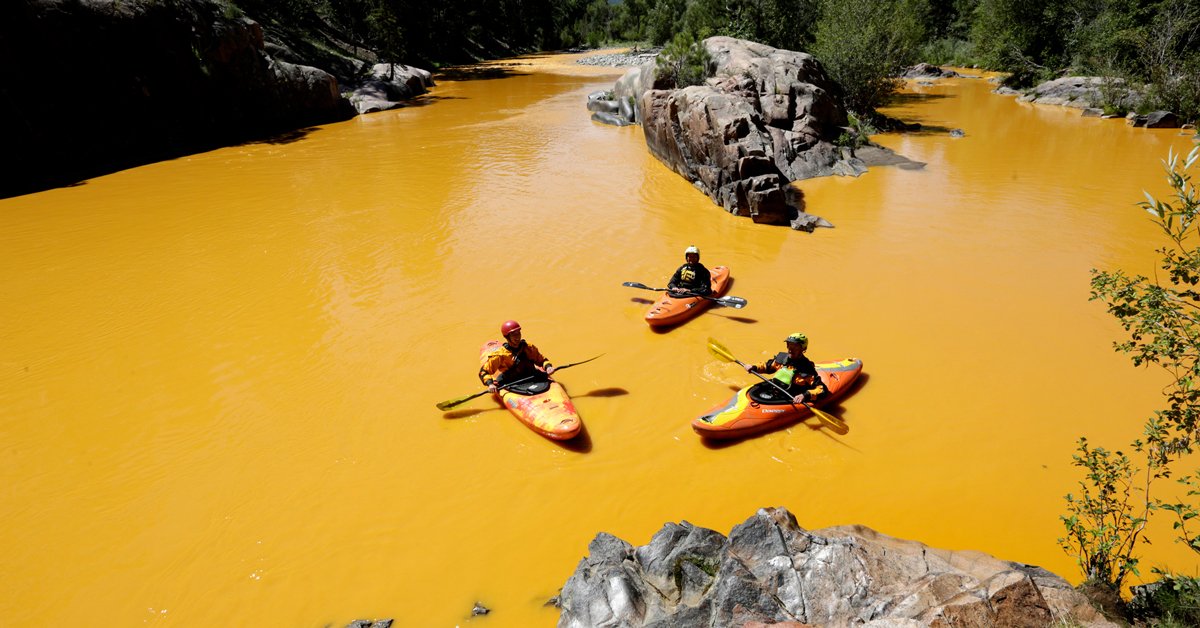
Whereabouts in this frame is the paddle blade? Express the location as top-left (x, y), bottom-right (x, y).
top-left (436, 390), bottom-right (485, 411)
top-left (621, 281), bottom-right (652, 290)
top-left (707, 337), bottom-right (738, 363)
top-left (809, 405), bottom-right (848, 434)
top-left (716, 296), bottom-right (747, 309)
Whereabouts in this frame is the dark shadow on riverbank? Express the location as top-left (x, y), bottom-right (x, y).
top-left (883, 123), bottom-right (959, 137)
top-left (889, 92), bottom-right (954, 105)
top-left (245, 126), bottom-right (322, 145)
top-left (435, 64), bottom-right (530, 82)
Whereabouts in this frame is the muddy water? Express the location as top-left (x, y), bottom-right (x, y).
top-left (1, 52), bottom-right (1197, 626)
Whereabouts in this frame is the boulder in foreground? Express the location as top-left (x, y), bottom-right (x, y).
top-left (558, 506), bottom-right (1115, 627)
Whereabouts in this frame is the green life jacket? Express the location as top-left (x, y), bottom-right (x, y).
top-left (772, 366), bottom-right (795, 385)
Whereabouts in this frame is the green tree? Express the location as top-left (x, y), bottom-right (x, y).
top-left (647, 0), bottom-right (687, 44)
top-left (970, 0), bottom-right (1075, 83)
top-left (811, 0), bottom-right (929, 113)
top-left (682, 0), bottom-right (728, 40)
top-left (1067, 144), bottom-right (1200, 592)
top-left (729, 0), bottom-right (820, 51)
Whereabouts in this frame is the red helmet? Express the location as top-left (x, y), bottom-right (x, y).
top-left (500, 320), bottom-right (521, 336)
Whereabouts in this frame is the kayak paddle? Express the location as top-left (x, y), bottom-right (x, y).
top-left (621, 281), bottom-right (747, 309)
top-left (435, 354), bottom-right (604, 411)
top-left (706, 337), bottom-right (845, 430)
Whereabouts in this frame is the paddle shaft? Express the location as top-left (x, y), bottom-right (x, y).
top-left (436, 355), bottom-right (602, 411)
top-left (621, 282), bottom-right (746, 308)
top-left (716, 344), bottom-right (835, 420)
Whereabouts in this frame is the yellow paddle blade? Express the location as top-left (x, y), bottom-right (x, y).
top-left (435, 390), bottom-right (487, 411)
top-left (707, 337), bottom-right (738, 363)
top-left (808, 404), bottom-right (848, 434)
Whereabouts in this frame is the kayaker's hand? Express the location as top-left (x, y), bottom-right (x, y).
top-left (793, 393), bottom-right (807, 405)
top-left (545, 365), bottom-right (556, 375)
top-left (487, 383), bottom-right (498, 393)
top-left (745, 364), bottom-right (756, 373)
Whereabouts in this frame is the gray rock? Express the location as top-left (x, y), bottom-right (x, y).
top-left (1145, 111), bottom-right (1181, 128)
top-left (632, 36), bottom-right (894, 228)
top-left (344, 63), bottom-right (434, 115)
top-left (1019, 75), bottom-right (1142, 111)
top-left (558, 507), bottom-right (1118, 628)
top-left (903, 63), bottom-right (960, 79)
top-left (949, 128), bottom-right (965, 138)
top-left (591, 111), bottom-right (634, 127)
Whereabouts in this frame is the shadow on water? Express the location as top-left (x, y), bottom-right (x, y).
top-left (631, 297), bottom-right (655, 305)
top-left (441, 402), bottom-right (512, 419)
top-left (245, 127), bottom-right (321, 146)
top-left (574, 387), bottom-right (629, 399)
top-left (890, 124), bottom-right (958, 137)
top-left (888, 92), bottom-right (954, 105)
top-left (709, 313), bottom-right (757, 324)
top-left (558, 422), bottom-right (593, 453)
top-left (435, 64), bottom-right (530, 82)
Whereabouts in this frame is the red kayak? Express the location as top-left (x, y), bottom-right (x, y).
top-left (693, 358), bottom-right (863, 439)
top-left (645, 266), bottom-right (731, 327)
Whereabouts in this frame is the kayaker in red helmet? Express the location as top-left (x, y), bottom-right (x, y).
top-left (746, 332), bottom-right (827, 405)
top-left (666, 245), bottom-right (713, 298)
top-left (479, 320), bottom-right (556, 393)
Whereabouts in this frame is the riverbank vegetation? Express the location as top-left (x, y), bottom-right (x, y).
top-left (1064, 145), bottom-right (1200, 623)
top-left (228, 0), bottom-right (1198, 128)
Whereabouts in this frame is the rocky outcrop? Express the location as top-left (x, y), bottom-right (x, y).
top-left (0, 0), bottom-right (431, 198)
top-left (345, 63), bottom-right (435, 114)
top-left (1011, 76), bottom-right (1143, 113)
top-left (904, 63), bottom-right (961, 79)
top-left (558, 507), bottom-right (1116, 628)
top-left (593, 37), bottom-right (909, 230)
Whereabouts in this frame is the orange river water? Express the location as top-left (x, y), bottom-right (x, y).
top-left (2, 50), bottom-right (1199, 626)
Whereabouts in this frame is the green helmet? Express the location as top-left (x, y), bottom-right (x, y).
top-left (784, 332), bottom-right (808, 350)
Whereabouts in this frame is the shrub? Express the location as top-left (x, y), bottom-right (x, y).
top-left (811, 0), bottom-right (928, 112)
top-left (655, 32), bottom-right (713, 88)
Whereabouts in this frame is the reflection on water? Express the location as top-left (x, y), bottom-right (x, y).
top-left (1, 53), bottom-right (1197, 626)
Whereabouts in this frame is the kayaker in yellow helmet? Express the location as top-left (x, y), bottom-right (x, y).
top-left (667, 245), bottom-right (713, 298)
top-left (479, 320), bottom-right (556, 393)
top-left (746, 332), bottom-right (827, 405)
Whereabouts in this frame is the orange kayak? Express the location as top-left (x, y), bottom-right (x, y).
top-left (645, 266), bottom-right (731, 327)
top-left (692, 358), bottom-right (863, 439)
top-left (478, 341), bottom-right (582, 440)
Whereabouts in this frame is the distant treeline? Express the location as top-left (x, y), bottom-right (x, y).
top-left (230, 0), bottom-right (1199, 119)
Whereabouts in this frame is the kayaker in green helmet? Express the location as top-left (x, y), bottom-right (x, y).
top-left (666, 245), bottom-right (712, 298)
top-left (746, 332), bottom-right (827, 405)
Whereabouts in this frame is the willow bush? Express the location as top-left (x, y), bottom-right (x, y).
top-left (1065, 145), bottom-right (1200, 597)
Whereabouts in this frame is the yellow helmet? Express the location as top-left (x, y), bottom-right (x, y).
top-left (784, 332), bottom-right (808, 350)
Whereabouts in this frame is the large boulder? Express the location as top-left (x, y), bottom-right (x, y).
top-left (610, 37), bottom-right (879, 229)
top-left (1016, 76), bottom-right (1142, 112)
top-left (558, 507), bottom-right (1117, 627)
top-left (344, 63), bottom-right (435, 114)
